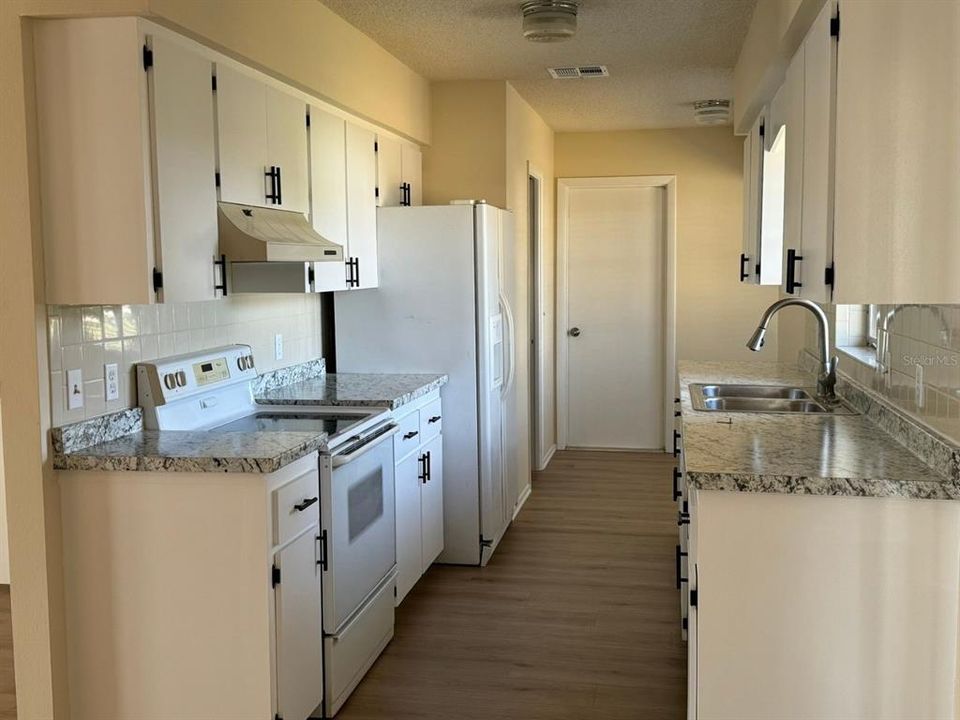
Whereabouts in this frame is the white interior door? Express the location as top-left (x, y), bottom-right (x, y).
top-left (564, 184), bottom-right (664, 450)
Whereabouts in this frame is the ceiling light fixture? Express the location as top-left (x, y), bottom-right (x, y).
top-left (521, 1), bottom-right (579, 42)
top-left (694, 100), bottom-right (732, 126)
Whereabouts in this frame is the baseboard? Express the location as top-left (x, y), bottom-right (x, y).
top-left (512, 483), bottom-right (532, 520)
top-left (538, 444), bottom-right (557, 471)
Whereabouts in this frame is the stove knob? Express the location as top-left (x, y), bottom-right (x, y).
top-left (163, 373), bottom-right (177, 390)
top-left (245, 354), bottom-right (255, 370)
top-left (175, 370), bottom-right (187, 387)
top-left (237, 357), bottom-right (246, 371)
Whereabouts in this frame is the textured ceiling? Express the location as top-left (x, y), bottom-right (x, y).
top-left (319, 0), bottom-right (757, 131)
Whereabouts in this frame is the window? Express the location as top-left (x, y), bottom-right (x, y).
top-left (865, 304), bottom-right (880, 348)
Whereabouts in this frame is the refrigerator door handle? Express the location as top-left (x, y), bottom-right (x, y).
top-left (499, 292), bottom-right (515, 397)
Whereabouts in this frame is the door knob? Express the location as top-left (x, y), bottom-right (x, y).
top-left (569, 327), bottom-right (581, 337)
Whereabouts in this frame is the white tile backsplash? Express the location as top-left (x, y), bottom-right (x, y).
top-left (47, 295), bottom-right (324, 426)
top-left (819, 304), bottom-right (960, 444)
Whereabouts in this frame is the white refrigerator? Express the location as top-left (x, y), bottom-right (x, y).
top-left (335, 203), bottom-right (515, 566)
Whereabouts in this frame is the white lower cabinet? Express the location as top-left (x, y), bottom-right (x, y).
top-left (393, 390), bottom-right (444, 604)
top-left (58, 453), bottom-right (324, 720)
top-left (274, 524), bottom-right (324, 720)
top-left (689, 487), bottom-right (960, 720)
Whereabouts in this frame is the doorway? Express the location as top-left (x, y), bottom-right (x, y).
top-left (557, 176), bottom-right (677, 451)
top-left (527, 168), bottom-right (543, 471)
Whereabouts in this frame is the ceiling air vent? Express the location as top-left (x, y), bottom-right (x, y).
top-left (547, 65), bottom-right (609, 79)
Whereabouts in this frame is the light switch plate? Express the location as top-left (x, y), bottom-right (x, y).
top-left (104, 363), bottom-right (120, 401)
top-left (275, 333), bottom-right (283, 361)
top-left (67, 368), bottom-right (84, 410)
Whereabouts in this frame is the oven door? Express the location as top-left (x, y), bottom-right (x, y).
top-left (320, 425), bottom-right (398, 633)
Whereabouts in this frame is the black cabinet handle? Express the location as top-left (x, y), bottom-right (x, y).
top-left (428, 415), bottom-right (441, 424)
top-left (676, 544), bottom-right (688, 589)
top-left (294, 496), bottom-right (318, 512)
top-left (673, 467), bottom-right (682, 501)
top-left (213, 254), bottom-right (228, 297)
top-left (673, 430), bottom-right (681, 457)
top-left (403, 430), bottom-right (419, 440)
top-left (739, 252), bottom-right (750, 282)
top-left (275, 165), bottom-right (282, 205)
top-left (418, 453), bottom-right (427, 484)
top-left (265, 166), bottom-right (279, 204)
top-left (354, 256), bottom-right (360, 287)
top-left (317, 530), bottom-right (328, 570)
top-left (785, 248), bottom-right (803, 294)
top-left (426, 450), bottom-right (432, 482)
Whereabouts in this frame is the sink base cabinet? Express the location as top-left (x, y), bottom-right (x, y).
top-left (393, 390), bottom-right (444, 604)
top-left (689, 488), bottom-right (960, 720)
top-left (58, 454), bottom-right (323, 720)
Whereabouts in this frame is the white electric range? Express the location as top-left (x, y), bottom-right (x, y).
top-left (137, 345), bottom-right (399, 717)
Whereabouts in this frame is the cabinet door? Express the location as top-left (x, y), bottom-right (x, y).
top-left (394, 452), bottom-right (422, 605)
top-left (376, 135), bottom-right (403, 207)
top-left (266, 85), bottom-right (309, 214)
top-left (274, 526), bottom-right (323, 720)
top-left (740, 113), bottom-right (764, 284)
top-left (309, 107), bottom-right (349, 292)
top-left (420, 434), bottom-right (444, 573)
top-left (781, 44), bottom-right (805, 297)
top-left (760, 88), bottom-right (786, 287)
top-left (799, 0), bottom-right (837, 303)
top-left (834, 0), bottom-right (960, 304)
top-left (149, 34), bottom-right (218, 303)
top-left (345, 123), bottom-right (379, 289)
top-left (402, 143), bottom-right (423, 206)
top-left (215, 64), bottom-right (270, 208)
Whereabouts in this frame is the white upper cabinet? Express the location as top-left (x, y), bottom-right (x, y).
top-left (402, 144), bottom-right (423, 206)
top-left (761, 87), bottom-right (787, 288)
top-left (833, 0), bottom-right (960, 304)
top-left (740, 111), bottom-right (765, 284)
top-left (308, 106), bottom-right (349, 292)
top-left (376, 135), bottom-right (423, 207)
top-left (34, 18), bottom-right (219, 305)
top-left (795, 0), bottom-right (837, 303)
top-left (345, 123), bottom-right (379, 289)
top-left (216, 66), bottom-right (309, 214)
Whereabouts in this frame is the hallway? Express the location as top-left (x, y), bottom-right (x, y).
top-left (338, 450), bottom-right (687, 719)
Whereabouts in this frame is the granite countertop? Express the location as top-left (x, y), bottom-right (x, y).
top-left (53, 367), bottom-right (447, 474)
top-left (679, 360), bottom-right (959, 500)
top-left (54, 427), bottom-right (329, 474)
top-left (256, 372), bottom-right (448, 410)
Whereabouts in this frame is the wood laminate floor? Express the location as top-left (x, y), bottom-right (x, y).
top-left (0, 586), bottom-right (15, 719)
top-left (338, 450), bottom-right (686, 720)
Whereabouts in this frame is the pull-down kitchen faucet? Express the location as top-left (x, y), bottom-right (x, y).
top-left (746, 298), bottom-right (839, 403)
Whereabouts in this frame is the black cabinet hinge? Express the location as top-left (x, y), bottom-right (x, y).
top-left (211, 74), bottom-right (217, 92)
top-left (271, 564), bottom-right (281, 587)
top-left (824, 262), bottom-right (835, 287)
top-left (214, 171), bottom-right (221, 188)
top-left (306, 113), bottom-right (311, 128)
top-left (759, 120), bottom-right (765, 138)
top-left (480, 536), bottom-right (493, 548)
top-left (374, 140), bottom-right (378, 153)
top-left (142, 45), bottom-right (153, 71)
top-left (152, 268), bottom-right (163, 293)
top-left (275, 715), bottom-right (283, 720)
top-left (375, 186), bottom-right (379, 199)
top-left (690, 589), bottom-right (698, 607)
top-left (307, 265), bottom-right (316, 285)
top-left (830, 13), bottom-right (840, 38)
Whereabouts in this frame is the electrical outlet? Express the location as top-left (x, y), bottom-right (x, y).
top-left (274, 333), bottom-right (283, 361)
top-left (67, 368), bottom-right (84, 410)
top-left (104, 363), bottom-right (120, 401)
top-left (915, 363), bottom-right (924, 409)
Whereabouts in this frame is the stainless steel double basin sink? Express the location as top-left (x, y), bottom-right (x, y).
top-left (689, 384), bottom-right (857, 415)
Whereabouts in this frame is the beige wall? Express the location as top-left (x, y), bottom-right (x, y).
top-left (555, 127), bottom-right (781, 367)
top-left (0, 1), bottom-right (431, 716)
top-left (423, 80), bottom-right (557, 475)
top-left (733, 0), bottom-right (825, 132)
top-left (422, 80), bottom-right (507, 207)
top-left (505, 86), bottom-right (556, 467)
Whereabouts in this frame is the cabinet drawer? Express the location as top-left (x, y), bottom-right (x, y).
top-left (393, 411), bottom-right (421, 461)
top-left (273, 467), bottom-right (320, 546)
top-left (419, 397), bottom-right (443, 443)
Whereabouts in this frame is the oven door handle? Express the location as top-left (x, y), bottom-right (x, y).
top-left (331, 423), bottom-right (398, 467)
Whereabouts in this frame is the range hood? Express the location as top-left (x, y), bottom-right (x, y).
top-left (217, 202), bottom-right (344, 263)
